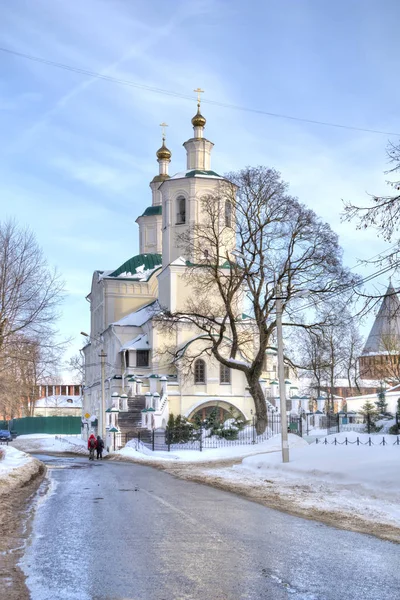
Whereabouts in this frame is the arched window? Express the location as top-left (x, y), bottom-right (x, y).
top-left (225, 201), bottom-right (232, 228)
top-left (194, 359), bottom-right (206, 384)
top-left (176, 196), bottom-right (186, 224)
top-left (220, 363), bottom-right (231, 384)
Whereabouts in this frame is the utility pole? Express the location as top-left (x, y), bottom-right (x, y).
top-left (99, 350), bottom-right (107, 440)
top-left (276, 283), bottom-right (289, 463)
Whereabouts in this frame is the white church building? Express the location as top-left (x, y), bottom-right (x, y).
top-left (82, 102), bottom-right (299, 435)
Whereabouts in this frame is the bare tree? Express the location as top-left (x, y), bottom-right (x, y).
top-left (295, 306), bottom-right (364, 407)
top-left (0, 219), bottom-right (65, 358)
top-left (343, 141), bottom-right (400, 244)
top-left (67, 352), bottom-right (85, 386)
top-left (160, 166), bottom-right (357, 433)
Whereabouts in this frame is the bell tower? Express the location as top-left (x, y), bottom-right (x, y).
top-left (136, 124), bottom-right (171, 255)
top-left (158, 92), bottom-right (236, 311)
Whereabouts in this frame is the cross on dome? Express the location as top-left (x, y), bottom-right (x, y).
top-left (156, 122), bottom-right (171, 161)
top-left (192, 88), bottom-right (206, 130)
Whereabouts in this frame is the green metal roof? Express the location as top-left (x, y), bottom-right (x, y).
top-left (109, 254), bottom-right (162, 278)
top-left (141, 206), bottom-right (162, 217)
top-left (185, 169), bottom-right (221, 178)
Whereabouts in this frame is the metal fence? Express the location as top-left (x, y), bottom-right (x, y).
top-left (314, 436), bottom-right (400, 446)
top-left (304, 412), bottom-right (400, 435)
top-left (6, 416), bottom-right (82, 435)
top-left (119, 414), bottom-right (303, 452)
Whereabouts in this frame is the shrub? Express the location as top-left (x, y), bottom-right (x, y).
top-left (389, 423), bottom-right (400, 435)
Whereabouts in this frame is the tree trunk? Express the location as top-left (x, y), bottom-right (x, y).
top-left (247, 375), bottom-right (268, 434)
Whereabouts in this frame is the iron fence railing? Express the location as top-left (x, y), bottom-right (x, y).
top-left (120, 414), bottom-right (303, 452)
top-left (314, 436), bottom-right (400, 446)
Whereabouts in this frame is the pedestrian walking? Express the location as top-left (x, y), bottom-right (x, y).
top-left (88, 433), bottom-right (97, 460)
top-left (96, 435), bottom-right (104, 460)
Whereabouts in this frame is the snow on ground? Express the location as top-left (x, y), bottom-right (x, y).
top-left (205, 431), bottom-right (400, 530)
top-left (0, 445), bottom-right (42, 496)
top-left (114, 433), bottom-right (307, 462)
top-left (11, 434), bottom-right (99, 456)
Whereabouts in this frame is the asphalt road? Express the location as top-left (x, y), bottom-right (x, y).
top-left (21, 454), bottom-right (400, 600)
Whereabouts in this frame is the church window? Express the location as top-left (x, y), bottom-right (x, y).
top-left (220, 364), bottom-right (231, 384)
top-left (136, 350), bottom-right (149, 367)
top-left (176, 196), bottom-right (186, 224)
top-left (225, 201), bottom-right (232, 227)
top-left (194, 359), bottom-right (206, 384)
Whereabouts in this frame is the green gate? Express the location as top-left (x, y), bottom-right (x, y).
top-left (8, 416), bottom-right (81, 435)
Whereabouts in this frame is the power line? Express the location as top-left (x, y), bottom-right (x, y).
top-left (289, 259), bottom-right (400, 316)
top-left (1, 46), bottom-right (399, 137)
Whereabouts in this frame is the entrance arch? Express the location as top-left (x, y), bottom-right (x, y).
top-left (185, 399), bottom-right (247, 423)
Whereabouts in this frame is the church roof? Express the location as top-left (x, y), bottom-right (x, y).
top-left (169, 169), bottom-right (223, 180)
top-left (120, 334), bottom-right (150, 351)
top-left (108, 254), bottom-right (162, 280)
top-left (113, 300), bottom-right (160, 327)
top-left (362, 282), bottom-right (400, 355)
top-left (140, 206), bottom-right (162, 217)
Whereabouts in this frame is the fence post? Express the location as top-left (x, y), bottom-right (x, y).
top-left (199, 425), bottom-right (203, 452)
top-left (357, 437), bottom-right (360, 446)
top-left (299, 416), bottom-right (303, 438)
top-left (167, 428), bottom-right (170, 452)
top-left (138, 431), bottom-right (141, 445)
top-left (152, 429), bottom-right (155, 451)
top-left (337, 413), bottom-right (340, 433)
top-left (369, 437), bottom-right (372, 446)
top-left (345, 437), bottom-right (348, 445)
top-left (252, 417), bottom-right (256, 444)
top-left (367, 413), bottom-right (371, 434)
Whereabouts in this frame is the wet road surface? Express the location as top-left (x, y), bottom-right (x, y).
top-left (21, 454), bottom-right (400, 600)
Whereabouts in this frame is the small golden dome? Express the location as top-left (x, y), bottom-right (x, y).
top-left (191, 107), bottom-right (206, 128)
top-left (156, 143), bottom-right (171, 161)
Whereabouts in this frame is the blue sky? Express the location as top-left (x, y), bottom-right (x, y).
top-left (1, 0), bottom-right (399, 375)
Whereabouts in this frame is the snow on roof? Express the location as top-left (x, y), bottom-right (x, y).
top-left (99, 254), bottom-right (162, 281)
top-left (120, 334), bottom-right (150, 352)
top-left (113, 300), bottom-right (160, 327)
top-left (35, 395), bottom-right (82, 408)
top-left (169, 169), bottom-right (223, 180)
top-left (170, 256), bottom-right (187, 266)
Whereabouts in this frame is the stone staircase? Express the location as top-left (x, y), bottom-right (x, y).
top-left (118, 395), bottom-right (146, 436)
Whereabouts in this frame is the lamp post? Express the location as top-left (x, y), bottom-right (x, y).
top-left (80, 332), bottom-right (107, 440)
top-left (275, 284), bottom-right (289, 463)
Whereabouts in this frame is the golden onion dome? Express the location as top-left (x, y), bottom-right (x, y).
top-left (191, 107), bottom-right (206, 128)
top-left (156, 142), bottom-right (171, 161)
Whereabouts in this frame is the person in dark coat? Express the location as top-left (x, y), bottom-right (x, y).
top-left (96, 435), bottom-right (104, 460)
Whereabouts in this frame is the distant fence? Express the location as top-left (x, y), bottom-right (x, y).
top-left (314, 436), bottom-right (400, 446)
top-left (6, 416), bottom-right (81, 435)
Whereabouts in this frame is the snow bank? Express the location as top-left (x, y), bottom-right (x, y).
top-left (113, 433), bottom-right (307, 463)
top-left (239, 433), bottom-right (400, 494)
top-left (0, 446), bottom-right (43, 496)
top-left (200, 430), bottom-right (400, 530)
top-left (12, 435), bottom-right (98, 456)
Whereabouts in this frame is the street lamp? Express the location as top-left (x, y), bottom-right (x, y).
top-left (80, 331), bottom-right (107, 440)
top-left (275, 284), bottom-right (289, 463)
